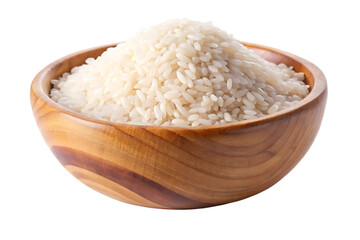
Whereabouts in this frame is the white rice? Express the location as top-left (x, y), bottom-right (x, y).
top-left (50, 19), bottom-right (309, 127)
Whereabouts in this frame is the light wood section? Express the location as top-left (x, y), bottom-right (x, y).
top-left (30, 43), bottom-right (327, 209)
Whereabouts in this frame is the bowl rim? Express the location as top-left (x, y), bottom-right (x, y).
top-left (31, 42), bottom-right (327, 131)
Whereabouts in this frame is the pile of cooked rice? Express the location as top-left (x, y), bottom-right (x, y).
top-left (50, 19), bottom-right (309, 127)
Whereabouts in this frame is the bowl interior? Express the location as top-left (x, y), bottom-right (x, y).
top-left (39, 43), bottom-right (314, 97)
top-left (39, 45), bottom-right (111, 95)
top-left (32, 42), bottom-right (327, 132)
top-left (249, 46), bottom-right (314, 90)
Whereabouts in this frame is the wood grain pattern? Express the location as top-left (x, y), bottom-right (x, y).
top-left (30, 43), bottom-right (327, 209)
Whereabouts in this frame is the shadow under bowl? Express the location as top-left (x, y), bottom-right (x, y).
top-left (30, 42), bottom-right (327, 209)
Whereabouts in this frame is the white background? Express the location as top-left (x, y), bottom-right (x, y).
top-left (1, 0), bottom-right (359, 239)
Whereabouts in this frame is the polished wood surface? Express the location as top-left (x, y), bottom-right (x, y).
top-left (30, 43), bottom-right (327, 209)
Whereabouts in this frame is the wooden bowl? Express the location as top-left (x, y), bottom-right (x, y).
top-left (30, 43), bottom-right (327, 209)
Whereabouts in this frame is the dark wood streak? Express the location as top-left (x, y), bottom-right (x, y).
top-left (52, 146), bottom-right (212, 209)
top-left (111, 124), bottom-right (283, 180)
top-left (116, 122), bottom-right (284, 170)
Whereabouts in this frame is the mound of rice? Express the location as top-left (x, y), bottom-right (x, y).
top-left (50, 19), bottom-right (309, 127)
